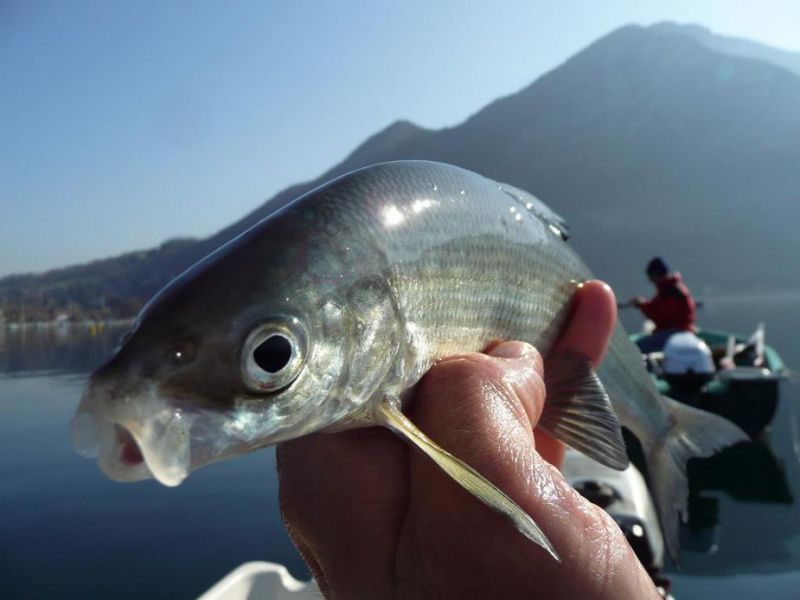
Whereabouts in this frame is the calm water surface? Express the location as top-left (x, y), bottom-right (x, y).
top-left (0, 324), bottom-right (306, 599)
top-left (2, 296), bottom-right (799, 599)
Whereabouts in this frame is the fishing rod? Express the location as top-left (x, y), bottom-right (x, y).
top-left (617, 300), bottom-right (705, 309)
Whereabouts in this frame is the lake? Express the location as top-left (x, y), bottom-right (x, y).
top-left (0, 324), bottom-right (307, 599)
top-left (2, 295), bottom-right (799, 599)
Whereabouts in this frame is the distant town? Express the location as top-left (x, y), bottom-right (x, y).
top-left (0, 303), bottom-right (137, 330)
top-left (0, 237), bottom-right (198, 328)
top-left (0, 284), bottom-right (145, 328)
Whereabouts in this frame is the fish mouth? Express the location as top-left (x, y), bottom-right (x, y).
top-left (71, 394), bottom-right (193, 487)
top-left (72, 376), bottom-right (313, 487)
top-left (71, 379), bottom-right (284, 486)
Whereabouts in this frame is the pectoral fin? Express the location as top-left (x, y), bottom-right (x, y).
top-left (377, 398), bottom-right (559, 561)
top-left (541, 352), bottom-right (628, 470)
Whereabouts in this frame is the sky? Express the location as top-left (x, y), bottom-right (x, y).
top-left (2, 0), bottom-right (800, 277)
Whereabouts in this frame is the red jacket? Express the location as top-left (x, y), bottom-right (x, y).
top-left (639, 273), bottom-right (696, 332)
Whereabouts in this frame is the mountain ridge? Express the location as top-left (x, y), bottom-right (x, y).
top-left (652, 21), bottom-right (800, 77)
top-left (3, 23), bottom-right (799, 322)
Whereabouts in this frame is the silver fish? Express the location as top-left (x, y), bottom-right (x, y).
top-left (72, 161), bottom-right (745, 561)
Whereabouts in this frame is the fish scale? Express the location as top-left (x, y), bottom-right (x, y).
top-left (346, 164), bottom-right (585, 366)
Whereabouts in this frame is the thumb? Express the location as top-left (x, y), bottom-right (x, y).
top-left (401, 342), bottom-right (659, 599)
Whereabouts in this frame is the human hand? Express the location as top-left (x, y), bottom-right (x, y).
top-left (277, 280), bottom-right (660, 599)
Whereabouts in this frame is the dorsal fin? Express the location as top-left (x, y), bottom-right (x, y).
top-left (499, 184), bottom-right (570, 240)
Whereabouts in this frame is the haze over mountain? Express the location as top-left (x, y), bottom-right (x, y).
top-left (3, 22), bottom-right (800, 321)
top-left (653, 21), bottom-right (800, 77)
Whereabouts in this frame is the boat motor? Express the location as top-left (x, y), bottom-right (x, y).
top-left (562, 450), bottom-right (674, 598)
top-left (662, 331), bottom-right (715, 392)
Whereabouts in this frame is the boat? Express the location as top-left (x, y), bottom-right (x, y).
top-left (631, 326), bottom-right (786, 437)
top-left (562, 450), bottom-right (674, 597)
top-left (198, 562), bottom-right (320, 599)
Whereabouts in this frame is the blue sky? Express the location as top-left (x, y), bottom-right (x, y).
top-left (2, 0), bottom-right (799, 277)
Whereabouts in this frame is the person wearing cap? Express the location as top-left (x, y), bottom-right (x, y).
top-left (630, 257), bottom-right (697, 353)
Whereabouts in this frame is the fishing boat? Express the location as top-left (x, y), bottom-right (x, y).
top-left (631, 325), bottom-right (786, 437)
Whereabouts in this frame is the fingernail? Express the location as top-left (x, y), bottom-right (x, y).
top-left (487, 341), bottom-right (532, 359)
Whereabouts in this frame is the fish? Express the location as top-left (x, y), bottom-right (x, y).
top-left (72, 160), bottom-right (746, 562)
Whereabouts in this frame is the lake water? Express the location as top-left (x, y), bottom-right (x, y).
top-left (0, 324), bottom-right (307, 599)
top-left (2, 296), bottom-right (799, 599)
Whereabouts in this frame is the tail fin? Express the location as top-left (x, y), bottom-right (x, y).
top-left (643, 396), bottom-right (748, 563)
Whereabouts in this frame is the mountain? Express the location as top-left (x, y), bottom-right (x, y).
top-left (652, 22), bottom-right (800, 77)
top-left (3, 23), bottom-right (800, 321)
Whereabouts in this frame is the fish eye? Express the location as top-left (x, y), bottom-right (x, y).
top-left (242, 320), bottom-right (307, 392)
top-left (253, 335), bottom-right (293, 373)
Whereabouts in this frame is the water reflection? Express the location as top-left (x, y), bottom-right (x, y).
top-left (683, 436), bottom-right (793, 556)
top-left (689, 435), bottom-right (792, 504)
top-left (0, 323), bottom-right (130, 376)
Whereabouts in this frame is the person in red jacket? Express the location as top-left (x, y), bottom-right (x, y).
top-left (631, 257), bottom-right (696, 353)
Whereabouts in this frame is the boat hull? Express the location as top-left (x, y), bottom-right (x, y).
top-left (631, 329), bottom-right (783, 437)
